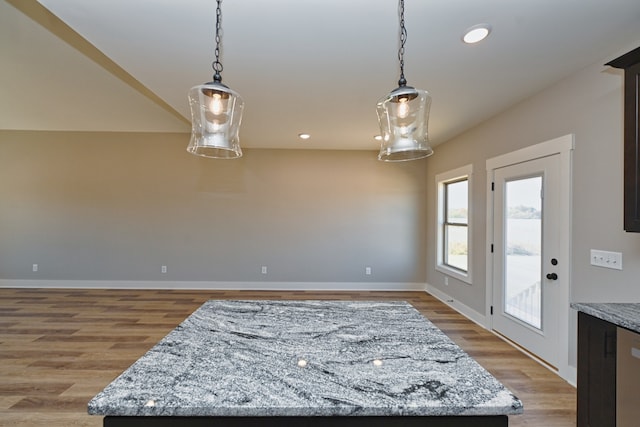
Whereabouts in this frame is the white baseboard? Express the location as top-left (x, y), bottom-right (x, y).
top-left (560, 365), bottom-right (577, 387)
top-left (0, 279), bottom-right (425, 292)
top-left (424, 283), bottom-right (488, 329)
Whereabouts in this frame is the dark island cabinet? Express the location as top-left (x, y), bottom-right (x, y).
top-left (577, 312), bottom-right (617, 426)
top-left (607, 47), bottom-right (640, 232)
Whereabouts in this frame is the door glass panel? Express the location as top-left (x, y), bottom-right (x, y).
top-left (504, 176), bottom-right (542, 329)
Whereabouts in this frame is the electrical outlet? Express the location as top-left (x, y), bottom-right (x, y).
top-left (261, 266), bottom-right (268, 275)
top-left (161, 265), bottom-right (167, 274)
top-left (590, 249), bottom-right (623, 270)
top-left (365, 267), bottom-right (372, 275)
top-left (32, 263), bottom-right (38, 272)
top-left (444, 277), bottom-right (449, 286)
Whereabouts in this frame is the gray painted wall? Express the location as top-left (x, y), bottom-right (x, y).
top-left (425, 46), bottom-right (640, 368)
top-left (0, 131), bottom-right (427, 285)
top-left (3, 44), bottom-right (640, 372)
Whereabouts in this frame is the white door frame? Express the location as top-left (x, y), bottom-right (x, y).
top-left (485, 134), bottom-right (574, 383)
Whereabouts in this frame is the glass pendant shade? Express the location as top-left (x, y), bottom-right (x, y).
top-left (376, 85), bottom-right (433, 162)
top-left (187, 82), bottom-right (244, 159)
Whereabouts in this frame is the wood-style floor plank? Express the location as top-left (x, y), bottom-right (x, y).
top-left (0, 289), bottom-right (576, 426)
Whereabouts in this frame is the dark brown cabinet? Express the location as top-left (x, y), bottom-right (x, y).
top-left (607, 47), bottom-right (640, 232)
top-left (577, 312), bottom-right (616, 427)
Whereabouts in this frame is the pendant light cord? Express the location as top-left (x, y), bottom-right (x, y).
top-left (212, 0), bottom-right (223, 83)
top-left (398, 0), bottom-right (407, 87)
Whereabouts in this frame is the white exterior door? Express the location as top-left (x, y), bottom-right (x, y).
top-left (486, 135), bottom-right (572, 374)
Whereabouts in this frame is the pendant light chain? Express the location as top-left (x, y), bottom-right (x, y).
top-left (397, 0), bottom-right (407, 87)
top-left (212, 0), bottom-right (223, 83)
top-left (188, 0), bottom-right (244, 159)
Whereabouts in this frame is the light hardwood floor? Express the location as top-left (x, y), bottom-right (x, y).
top-left (0, 288), bottom-right (576, 426)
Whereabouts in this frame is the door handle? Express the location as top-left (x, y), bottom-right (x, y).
top-left (546, 272), bottom-right (558, 280)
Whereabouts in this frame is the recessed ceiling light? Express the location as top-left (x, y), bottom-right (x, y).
top-left (298, 133), bottom-right (311, 140)
top-left (462, 24), bottom-right (491, 44)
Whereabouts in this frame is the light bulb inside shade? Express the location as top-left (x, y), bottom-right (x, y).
top-left (397, 98), bottom-right (410, 119)
top-left (210, 93), bottom-right (223, 115)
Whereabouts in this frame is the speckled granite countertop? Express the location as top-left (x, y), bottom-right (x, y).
top-left (88, 300), bottom-right (523, 417)
top-left (571, 302), bottom-right (640, 333)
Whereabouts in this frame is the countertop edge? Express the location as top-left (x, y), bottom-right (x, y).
top-left (571, 302), bottom-right (640, 334)
top-left (88, 404), bottom-right (524, 417)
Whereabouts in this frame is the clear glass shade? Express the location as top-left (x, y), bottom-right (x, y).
top-left (376, 86), bottom-right (433, 162)
top-left (187, 82), bottom-right (244, 159)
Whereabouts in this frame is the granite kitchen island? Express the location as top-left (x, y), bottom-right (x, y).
top-left (89, 300), bottom-right (523, 426)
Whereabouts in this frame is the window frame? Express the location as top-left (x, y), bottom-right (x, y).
top-left (436, 164), bottom-right (473, 284)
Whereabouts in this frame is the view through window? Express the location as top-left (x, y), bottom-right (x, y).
top-left (436, 165), bottom-right (472, 283)
top-left (443, 178), bottom-right (468, 272)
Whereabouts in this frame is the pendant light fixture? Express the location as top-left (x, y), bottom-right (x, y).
top-left (187, 0), bottom-right (244, 159)
top-left (376, 0), bottom-right (433, 162)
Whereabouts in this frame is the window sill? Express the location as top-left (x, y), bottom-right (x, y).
top-left (436, 264), bottom-right (472, 285)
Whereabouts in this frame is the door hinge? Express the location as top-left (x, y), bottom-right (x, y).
top-left (490, 244), bottom-right (494, 253)
top-left (491, 182), bottom-right (495, 191)
top-left (490, 306), bottom-right (494, 315)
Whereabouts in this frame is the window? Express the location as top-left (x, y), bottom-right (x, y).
top-left (436, 165), bottom-right (472, 283)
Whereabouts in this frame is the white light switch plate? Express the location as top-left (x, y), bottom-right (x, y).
top-left (590, 249), bottom-right (623, 270)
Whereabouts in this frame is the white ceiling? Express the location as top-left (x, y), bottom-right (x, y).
top-left (3, 0), bottom-right (640, 151)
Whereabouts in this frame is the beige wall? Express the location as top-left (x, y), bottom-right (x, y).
top-left (425, 46), bottom-right (640, 368)
top-left (0, 131), bottom-right (427, 286)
